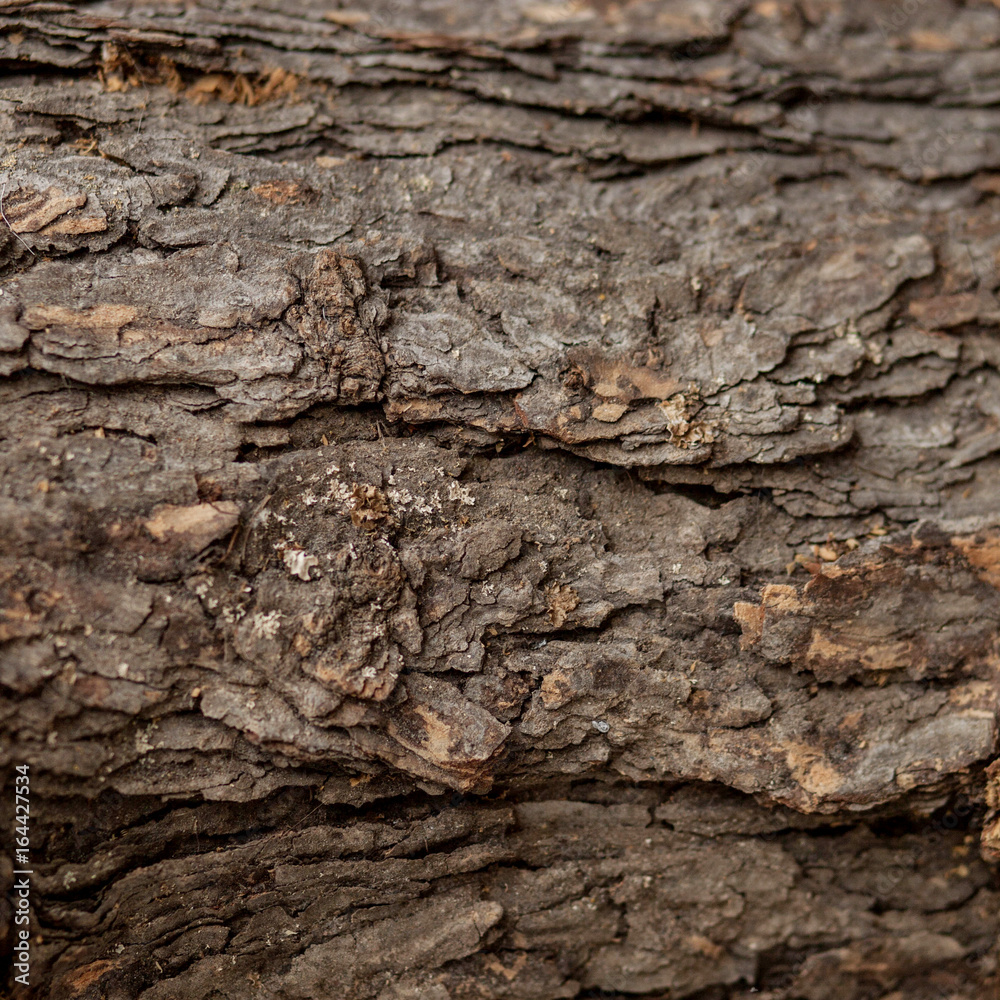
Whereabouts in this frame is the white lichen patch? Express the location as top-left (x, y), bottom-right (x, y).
top-left (219, 605), bottom-right (246, 625)
top-left (386, 486), bottom-right (438, 515)
top-left (134, 725), bottom-right (156, 755)
top-left (251, 610), bottom-right (283, 639)
top-left (447, 480), bottom-right (476, 505)
top-left (386, 487), bottom-right (414, 506)
top-left (327, 480), bottom-right (354, 505)
top-left (281, 547), bottom-right (320, 581)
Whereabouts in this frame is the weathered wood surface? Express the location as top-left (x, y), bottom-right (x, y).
top-left (0, 1), bottom-right (998, 997)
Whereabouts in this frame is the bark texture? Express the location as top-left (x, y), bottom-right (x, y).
top-left (1, 1), bottom-right (999, 997)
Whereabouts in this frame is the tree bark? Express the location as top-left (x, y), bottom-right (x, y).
top-left (1, 1), bottom-right (999, 997)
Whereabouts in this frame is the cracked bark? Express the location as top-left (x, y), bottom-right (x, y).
top-left (1, 1), bottom-right (999, 997)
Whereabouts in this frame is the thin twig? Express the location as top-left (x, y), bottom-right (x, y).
top-left (0, 179), bottom-right (36, 257)
top-left (117, 42), bottom-right (149, 137)
top-left (238, 491), bottom-right (273, 568)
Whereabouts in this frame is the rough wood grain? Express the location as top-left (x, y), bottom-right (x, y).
top-left (0, 1), bottom-right (998, 997)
